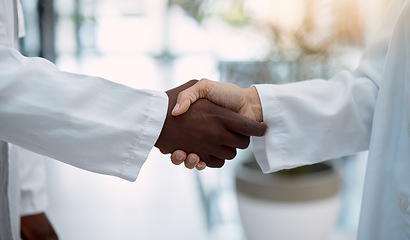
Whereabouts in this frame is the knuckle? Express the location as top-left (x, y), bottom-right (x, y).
top-left (226, 148), bottom-right (237, 160)
top-left (188, 94), bottom-right (197, 103)
top-left (238, 137), bottom-right (251, 149)
top-left (217, 160), bottom-right (225, 168)
top-left (199, 78), bottom-right (211, 88)
top-left (179, 91), bottom-right (190, 100)
top-left (208, 159), bottom-right (225, 168)
top-left (199, 78), bottom-right (209, 82)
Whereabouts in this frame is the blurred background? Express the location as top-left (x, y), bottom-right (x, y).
top-left (19, 0), bottom-right (389, 239)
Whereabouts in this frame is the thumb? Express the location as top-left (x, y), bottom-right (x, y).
top-left (171, 96), bottom-right (193, 116)
top-left (171, 79), bottom-right (212, 116)
top-left (171, 86), bottom-right (202, 116)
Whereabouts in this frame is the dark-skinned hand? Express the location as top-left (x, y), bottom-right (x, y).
top-left (20, 212), bottom-right (58, 240)
top-left (155, 80), bottom-right (267, 167)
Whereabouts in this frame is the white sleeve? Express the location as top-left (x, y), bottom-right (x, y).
top-left (251, 0), bottom-right (403, 173)
top-left (10, 145), bottom-right (48, 216)
top-left (0, 46), bottom-right (168, 181)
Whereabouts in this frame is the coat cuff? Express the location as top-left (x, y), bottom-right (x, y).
top-left (251, 84), bottom-right (293, 173)
top-left (120, 90), bottom-right (168, 181)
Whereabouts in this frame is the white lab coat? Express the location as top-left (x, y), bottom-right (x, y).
top-left (16, 145), bottom-right (49, 217)
top-left (3, 0), bottom-right (50, 238)
top-left (252, 0), bottom-right (410, 239)
top-left (15, 0), bottom-right (53, 233)
top-left (9, 145), bottom-right (49, 238)
top-left (0, 0), bottom-right (168, 239)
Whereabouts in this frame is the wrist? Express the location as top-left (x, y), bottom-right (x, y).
top-left (245, 86), bottom-right (263, 122)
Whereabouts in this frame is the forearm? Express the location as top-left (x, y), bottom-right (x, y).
top-left (251, 0), bottom-right (397, 172)
top-left (252, 72), bottom-right (378, 172)
top-left (0, 46), bottom-right (168, 181)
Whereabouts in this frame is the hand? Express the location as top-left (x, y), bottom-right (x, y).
top-left (20, 212), bottom-right (58, 240)
top-left (171, 78), bottom-right (264, 122)
top-left (155, 80), bottom-right (267, 167)
top-left (169, 79), bottom-right (265, 168)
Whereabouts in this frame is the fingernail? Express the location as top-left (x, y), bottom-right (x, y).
top-left (172, 103), bottom-right (180, 114)
top-left (175, 152), bottom-right (184, 161)
top-left (188, 155), bottom-right (196, 164)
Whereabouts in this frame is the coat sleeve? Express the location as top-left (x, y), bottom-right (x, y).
top-left (11, 145), bottom-right (48, 216)
top-left (0, 45), bottom-right (168, 181)
top-left (251, 0), bottom-right (404, 173)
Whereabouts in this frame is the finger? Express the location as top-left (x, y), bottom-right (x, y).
top-left (171, 150), bottom-right (186, 165)
top-left (210, 146), bottom-right (237, 160)
top-left (172, 79), bottom-right (211, 116)
top-left (196, 161), bottom-right (207, 171)
top-left (160, 149), bottom-right (170, 154)
top-left (206, 156), bottom-right (225, 168)
top-left (184, 153), bottom-right (200, 169)
top-left (222, 133), bottom-right (251, 149)
top-left (224, 112), bottom-right (268, 137)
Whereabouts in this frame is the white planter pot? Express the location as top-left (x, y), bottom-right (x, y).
top-left (235, 161), bottom-right (341, 240)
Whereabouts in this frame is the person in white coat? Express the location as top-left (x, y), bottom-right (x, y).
top-left (171, 0), bottom-right (410, 239)
top-left (3, 0), bottom-right (59, 238)
top-left (0, 0), bottom-right (268, 239)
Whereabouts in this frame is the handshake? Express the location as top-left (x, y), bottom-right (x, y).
top-left (155, 79), bottom-right (266, 169)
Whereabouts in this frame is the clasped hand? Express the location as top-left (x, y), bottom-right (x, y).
top-left (155, 80), bottom-right (266, 169)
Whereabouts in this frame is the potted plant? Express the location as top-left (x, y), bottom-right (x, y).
top-left (235, 155), bottom-right (341, 240)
